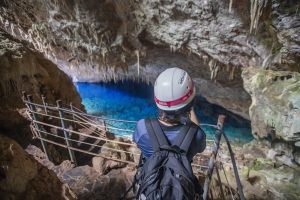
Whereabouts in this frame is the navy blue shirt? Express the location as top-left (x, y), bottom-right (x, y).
top-left (133, 119), bottom-right (206, 161)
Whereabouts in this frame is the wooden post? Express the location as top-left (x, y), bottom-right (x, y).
top-left (27, 95), bottom-right (50, 160)
top-left (57, 100), bottom-right (77, 165)
top-left (41, 95), bottom-right (48, 115)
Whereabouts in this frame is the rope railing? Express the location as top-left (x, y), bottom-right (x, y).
top-left (21, 92), bottom-right (245, 199)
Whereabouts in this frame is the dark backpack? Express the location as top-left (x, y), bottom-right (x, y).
top-left (135, 119), bottom-right (203, 200)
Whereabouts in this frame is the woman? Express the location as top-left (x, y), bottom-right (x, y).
top-left (133, 67), bottom-right (206, 163)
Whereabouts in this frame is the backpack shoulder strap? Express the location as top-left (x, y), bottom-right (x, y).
top-left (173, 123), bottom-right (191, 148)
top-left (145, 119), bottom-right (169, 151)
top-left (180, 123), bottom-right (198, 153)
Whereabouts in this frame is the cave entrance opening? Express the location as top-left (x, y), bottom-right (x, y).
top-left (75, 80), bottom-right (254, 144)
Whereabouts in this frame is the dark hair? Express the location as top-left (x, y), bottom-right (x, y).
top-left (158, 98), bottom-right (195, 125)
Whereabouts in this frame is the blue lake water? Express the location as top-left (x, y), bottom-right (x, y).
top-left (75, 81), bottom-right (253, 144)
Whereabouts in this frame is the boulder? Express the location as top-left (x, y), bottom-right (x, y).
top-left (294, 151), bottom-right (300, 165)
top-left (0, 134), bottom-right (76, 200)
top-left (92, 156), bottom-right (126, 175)
top-left (242, 67), bottom-right (300, 142)
top-left (63, 165), bottom-right (135, 200)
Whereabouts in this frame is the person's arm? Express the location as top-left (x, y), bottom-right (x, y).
top-left (190, 107), bottom-right (200, 125)
top-left (133, 119), bottom-right (153, 159)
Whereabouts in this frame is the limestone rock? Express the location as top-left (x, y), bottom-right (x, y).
top-left (294, 151), bottom-right (300, 165)
top-left (0, 30), bottom-right (83, 147)
top-left (128, 145), bottom-right (141, 164)
top-left (0, 134), bottom-right (76, 200)
top-left (92, 156), bottom-right (126, 175)
top-left (242, 67), bottom-right (300, 142)
top-left (0, 0), bottom-right (299, 120)
top-left (218, 144), bottom-right (300, 200)
top-left (62, 165), bottom-right (135, 200)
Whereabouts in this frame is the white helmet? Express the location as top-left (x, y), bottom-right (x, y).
top-left (154, 67), bottom-right (196, 111)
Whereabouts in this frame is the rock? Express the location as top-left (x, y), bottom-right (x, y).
top-left (0, 30), bottom-right (83, 147)
top-left (26, 144), bottom-right (55, 169)
top-left (92, 156), bottom-right (126, 175)
top-left (63, 165), bottom-right (135, 200)
top-left (0, 134), bottom-right (76, 200)
top-left (128, 145), bottom-right (141, 164)
top-left (0, 0), bottom-right (266, 119)
top-left (52, 160), bottom-right (75, 179)
top-left (26, 144), bottom-right (135, 199)
top-left (26, 144), bottom-right (75, 180)
top-left (217, 153), bottom-right (300, 200)
top-left (293, 151), bottom-right (300, 165)
top-left (267, 149), bottom-right (278, 161)
top-left (250, 166), bottom-right (300, 200)
top-left (275, 155), bottom-right (296, 168)
top-left (0, 0), bottom-right (299, 120)
top-left (242, 67), bottom-right (300, 142)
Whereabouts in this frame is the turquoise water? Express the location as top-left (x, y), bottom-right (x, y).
top-left (75, 81), bottom-right (253, 144)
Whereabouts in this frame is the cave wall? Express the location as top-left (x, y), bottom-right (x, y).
top-left (0, 30), bottom-right (83, 147)
top-left (0, 0), bottom-right (259, 119)
top-left (0, 0), bottom-right (299, 141)
top-left (0, 134), bottom-right (76, 200)
top-left (0, 0), bottom-right (299, 122)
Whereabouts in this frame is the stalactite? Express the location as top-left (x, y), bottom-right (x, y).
top-left (209, 59), bottom-right (219, 80)
top-left (170, 45), bottom-right (178, 53)
top-left (101, 47), bottom-right (107, 60)
top-left (262, 54), bottom-right (275, 69)
top-left (121, 53), bottom-right (126, 63)
top-left (203, 55), bottom-right (209, 63)
top-left (229, 66), bottom-right (236, 80)
top-left (229, 0), bottom-right (233, 13)
top-left (250, 0), bottom-right (268, 34)
top-left (10, 23), bottom-right (15, 36)
top-left (135, 50), bottom-right (140, 77)
top-left (226, 65), bottom-right (230, 72)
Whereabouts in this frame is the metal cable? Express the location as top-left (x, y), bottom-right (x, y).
top-left (32, 119), bottom-right (136, 146)
top-left (30, 109), bottom-right (135, 133)
top-left (36, 136), bottom-right (136, 165)
top-left (221, 162), bottom-right (235, 200)
top-left (34, 127), bottom-right (141, 156)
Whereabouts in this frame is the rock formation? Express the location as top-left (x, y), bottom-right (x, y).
top-left (1, 0), bottom-right (299, 120)
top-left (242, 67), bottom-right (300, 142)
top-left (0, 134), bottom-right (76, 200)
top-left (26, 143), bottom-right (136, 200)
top-left (0, 30), bottom-right (83, 146)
